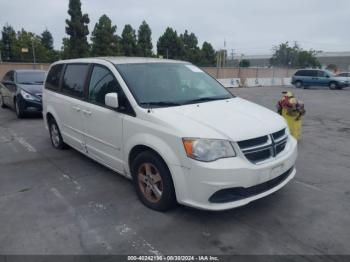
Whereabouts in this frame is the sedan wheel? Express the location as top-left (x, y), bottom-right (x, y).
top-left (14, 99), bottom-right (24, 118)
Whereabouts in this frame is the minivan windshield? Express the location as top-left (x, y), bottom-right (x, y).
top-left (17, 71), bottom-right (46, 85)
top-left (115, 63), bottom-right (234, 108)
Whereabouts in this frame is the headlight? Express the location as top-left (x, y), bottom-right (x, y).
top-left (20, 90), bottom-right (37, 101)
top-left (183, 138), bottom-right (236, 162)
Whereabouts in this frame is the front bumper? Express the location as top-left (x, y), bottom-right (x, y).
top-left (17, 95), bottom-right (42, 112)
top-left (170, 135), bottom-right (298, 211)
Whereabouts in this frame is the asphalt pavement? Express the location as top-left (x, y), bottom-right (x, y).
top-left (0, 86), bottom-right (349, 256)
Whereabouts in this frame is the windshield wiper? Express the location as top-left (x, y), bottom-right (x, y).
top-left (34, 81), bottom-right (44, 84)
top-left (140, 101), bottom-right (182, 108)
top-left (183, 96), bottom-right (230, 105)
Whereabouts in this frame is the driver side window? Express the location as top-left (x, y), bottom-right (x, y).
top-left (88, 65), bottom-right (121, 106)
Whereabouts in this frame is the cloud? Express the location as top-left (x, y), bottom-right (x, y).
top-left (1, 0), bottom-right (350, 55)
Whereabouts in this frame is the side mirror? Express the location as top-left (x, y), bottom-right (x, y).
top-left (325, 75), bottom-right (330, 78)
top-left (105, 93), bottom-right (119, 109)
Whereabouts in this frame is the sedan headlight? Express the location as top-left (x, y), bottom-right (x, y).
top-left (183, 138), bottom-right (236, 162)
top-left (20, 90), bottom-right (37, 101)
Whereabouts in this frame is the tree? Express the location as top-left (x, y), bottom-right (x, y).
top-left (121, 24), bottom-right (138, 56)
top-left (64, 0), bottom-right (90, 58)
top-left (137, 21), bottom-right (153, 57)
top-left (180, 30), bottom-right (201, 64)
top-left (326, 64), bottom-right (338, 73)
top-left (157, 27), bottom-right (184, 59)
top-left (199, 41), bottom-right (216, 66)
top-left (297, 50), bottom-right (321, 68)
top-left (270, 42), bottom-right (320, 68)
top-left (91, 15), bottom-right (120, 57)
top-left (1, 24), bottom-right (17, 61)
top-left (41, 30), bottom-right (54, 50)
top-left (239, 59), bottom-right (250, 67)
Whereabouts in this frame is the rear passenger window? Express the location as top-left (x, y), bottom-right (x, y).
top-left (45, 64), bottom-right (64, 91)
top-left (317, 71), bottom-right (325, 77)
top-left (88, 65), bottom-right (120, 105)
top-left (62, 64), bottom-right (89, 98)
top-left (308, 70), bottom-right (317, 77)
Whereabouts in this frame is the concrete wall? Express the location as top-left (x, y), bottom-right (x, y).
top-left (0, 63), bottom-right (294, 88)
top-left (0, 63), bottom-right (50, 79)
top-left (202, 67), bottom-right (297, 79)
top-left (1, 63), bottom-right (297, 81)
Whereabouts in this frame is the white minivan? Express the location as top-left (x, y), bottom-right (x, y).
top-left (43, 57), bottom-right (297, 211)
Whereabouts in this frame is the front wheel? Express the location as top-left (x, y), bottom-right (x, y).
top-left (329, 82), bottom-right (338, 90)
top-left (14, 99), bottom-right (24, 118)
top-left (48, 119), bottom-right (66, 149)
top-left (131, 151), bottom-right (176, 211)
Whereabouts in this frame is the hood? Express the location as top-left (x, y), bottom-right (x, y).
top-left (18, 84), bottom-right (43, 95)
top-left (148, 97), bottom-right (287, 142)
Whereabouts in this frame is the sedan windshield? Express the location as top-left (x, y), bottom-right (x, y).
top-left (115, 63), bottom-right (233, 108)
top-left (17, 71), bottom-right (46, 85)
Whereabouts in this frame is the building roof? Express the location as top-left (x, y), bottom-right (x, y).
top-left (233, 51), bottom-right (350, 60)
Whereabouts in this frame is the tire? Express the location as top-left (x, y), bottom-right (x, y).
top-left (14, 99), bottom-right (24, 118)
top-left (48, 118), bottom-right (66, 150)
top-left (329, 82), bottom-right (338, 90)
top-left (0, 95), bottom-right (7, 108)
top-left (131, 151), bottom-right (176, 211)
top-left (295, 81), bottom-right (303, 89)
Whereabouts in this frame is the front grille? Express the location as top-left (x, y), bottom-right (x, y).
top-left (209, 167), bottom-right (294, 203)
top-left (272, 129), bottom-right (285, 140)
top-left (238, 128), bottom-right (288, 164)
top-left (237, 135), bottom-right (268, 149)
top-left (245, 148), bottom-right (272, 162)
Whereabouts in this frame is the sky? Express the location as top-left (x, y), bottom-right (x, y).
top-left (1, 0), bottom-right (350, 56)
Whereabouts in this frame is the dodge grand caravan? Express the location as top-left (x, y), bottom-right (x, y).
top-left (43, 57), bottom-right (297, 211)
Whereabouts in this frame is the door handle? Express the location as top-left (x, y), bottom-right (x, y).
top-left (73, 106), bottom-right (81, 112)
top-left (82, 109), bottom-right (92, 116)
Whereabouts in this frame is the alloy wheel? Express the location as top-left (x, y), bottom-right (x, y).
top-left (50, 123), bottom-right (60, 148)
top-left (137, 163), bottom-right (163, 203)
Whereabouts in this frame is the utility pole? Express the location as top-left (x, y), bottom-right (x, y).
top-left (32, 39), bottom-right (36, 69)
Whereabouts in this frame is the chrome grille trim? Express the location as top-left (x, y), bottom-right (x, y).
top-left (238, 129), bottom-right (288, 164)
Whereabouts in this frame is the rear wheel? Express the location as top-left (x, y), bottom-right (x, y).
top-left (14, 99), bottom-right (24, 118)
top-left (48, 119), bottom-right (66, 149)
top-left (329, 82), bottom-right (338, 90)
top-left (131, 151), bottom-right (176, 211)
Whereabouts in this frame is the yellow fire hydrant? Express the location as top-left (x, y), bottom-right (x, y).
top-left (277, 92), bottom-right (305, 140)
